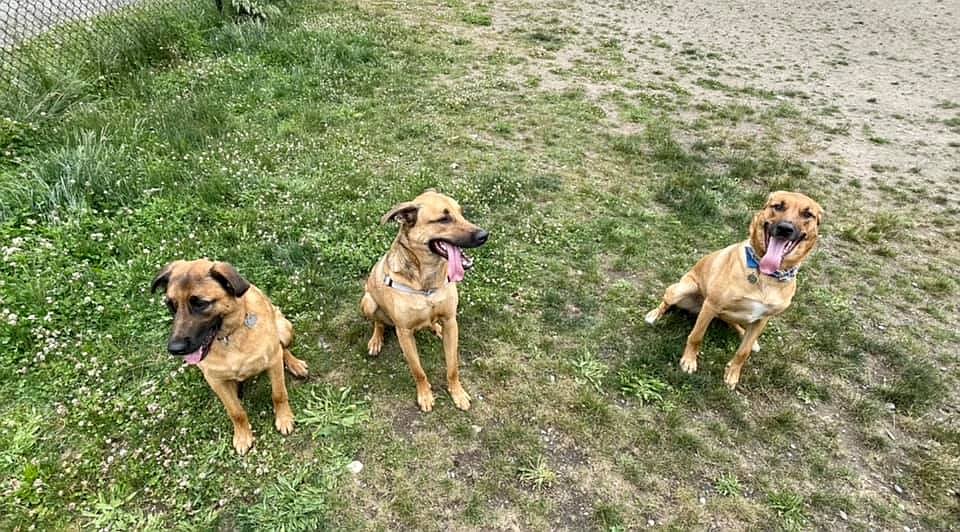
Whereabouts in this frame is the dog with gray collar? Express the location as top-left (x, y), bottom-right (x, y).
top-left (360, 190), bottom-right (489, 412)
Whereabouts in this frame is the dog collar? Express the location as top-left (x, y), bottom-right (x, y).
top-left (745, 246), bottom-right (798, 282)
top-left (217, 313), bottom-right (258, 345)
top-left (384, 275), bottom-right (444, 297)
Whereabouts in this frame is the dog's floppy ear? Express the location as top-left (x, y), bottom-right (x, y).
top-left (764, 191), bottom-right (782, 207)
top-left (209, 262), bottom-right (251, 298)
top-left (380, 201), bottom-right (420, 226)
top-left (811, 201), bottom-right (825, 227)
top-left (150, 261), bottom-right (178, 293)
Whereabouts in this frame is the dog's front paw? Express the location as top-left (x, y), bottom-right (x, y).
top-left (723, 364), bottom-right (742, 389)
top-left (275, 414), bottom-right (294, 435)
top-left (679, 352), bottom-right (698, 373)
top-left (644, 308), bottom-right (661, 325)
top-left (449, 385), bottom-right (471, 411)
top-left (233, 429), bottom-right (254, 455)
top-left (416, 388), bottom-right (435, 412)
top-left (367, 335), bottom-right (383, 356)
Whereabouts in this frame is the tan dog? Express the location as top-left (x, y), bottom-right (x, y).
top-left (151, 260), bottom-right (308, 455)
top-left (361, 190), bottom-right (489, 412)
top-left (645, 191), bottom-right (824, 388)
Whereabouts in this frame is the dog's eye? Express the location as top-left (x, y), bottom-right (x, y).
top-left (189, 297), bottom-right (212, 312)
top-left (432, 215), bottom-right (453, 224)
top-left (772, 202), bottom-right (786, 212)
top-left (801, 209), bottom-right (814, 219)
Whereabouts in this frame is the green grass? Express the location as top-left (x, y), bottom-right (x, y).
top-left (618, 368), bottom-right (671, 405)
top-left (767, 490), bottom-right (807, 530)
top-left (0, 0), bottom-right (957, 529)
top-left (517, 455), bottom-right (558, 490)
top-left (714, 473), bottom-right (742, 497)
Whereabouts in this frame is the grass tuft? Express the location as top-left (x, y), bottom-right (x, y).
top-left (298, 387), bottom-right (370, 440)
top-left (237, 470), bottom-right (335, 531)
top-left (570, 351), bottom-right (608, 393)
top-left (517, 455), bottom-right (557, 490)
top-left (767, 490), bottom-right (807, 530)
top-left (714, 473), bottom-right (742, 497)
top-left (618, 368), bottom-right (671, 405)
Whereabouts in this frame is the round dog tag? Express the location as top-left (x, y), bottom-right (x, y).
top-left (747, 272), bottom-right (759, 284)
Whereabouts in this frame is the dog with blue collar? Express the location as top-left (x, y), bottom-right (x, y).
top-left (645, 191), bottom-right (823, 389)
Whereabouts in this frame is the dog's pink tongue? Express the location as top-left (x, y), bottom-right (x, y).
top-left (446, 244), bottom-right (466, 282)
top-left (184, 347), bottom-right (203, 365)
top-left (759, 237), bottom-right (789, 275)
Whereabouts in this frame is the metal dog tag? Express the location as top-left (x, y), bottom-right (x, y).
top-left (244, 314), bottom-right (258, 328)
top-left (747, 273), bottom-right (759, 284)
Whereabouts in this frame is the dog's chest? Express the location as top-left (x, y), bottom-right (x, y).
top-left (200, 339), bottom-right (274, 381)
top-left (722, 294), bottom-right (790, 324)
top-left (394, 292), bottom-right (449, 318)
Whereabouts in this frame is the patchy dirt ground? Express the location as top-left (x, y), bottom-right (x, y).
top-left (346, 0), bottom-right (960, 528)
top-left (495, 0), bottom-right (960, 185)
top-left (478, 0), bottom-right (960, 374)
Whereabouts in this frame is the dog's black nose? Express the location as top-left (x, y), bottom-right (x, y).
top-left (472, 229), bottom-right (489, 246)
top-left (167, 338), bottom-right (191, 355)
top-left (771, 221), bottom-right (799, 240)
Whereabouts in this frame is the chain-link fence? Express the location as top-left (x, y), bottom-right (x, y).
top-left (0, 0), bottom-right (217, 83)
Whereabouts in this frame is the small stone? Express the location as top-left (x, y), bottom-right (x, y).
top-left (698, 496), bottom-right (706, 505)
top-left (839, 510), bottom-right (848, 521)
top-left (471, 424), bottom-right (482, 435)
top-left (647, 519), bottom-right (655, 526)
top-left (886, 403), bottom-right (896, 411)
top-left (894, 484), bottom-right (904, 494)
top-left (346, 460), bottom-right (364, 474)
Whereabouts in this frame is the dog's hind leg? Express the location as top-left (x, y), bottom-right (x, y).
top-left (645, 275), bottom-right (700, 325)
top-left (275, 312), bottom-right (308, 376)
top-left (275, 313), bottom-right (293, 348)
top-left (283, 349), bottom-right (309, 377)
top-left (361, 292), bottom-right (386, 356)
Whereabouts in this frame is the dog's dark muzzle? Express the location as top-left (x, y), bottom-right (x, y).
top-left (457, 228), bottom-right (489, 249)
top-left (766, 221), bottom-right (803, 242)
top-left (166, 320), bottom-right (220, 356)
top-left (167, 338), bottom-right (193, 355)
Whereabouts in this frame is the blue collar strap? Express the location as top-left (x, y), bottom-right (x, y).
top-left (745, 246), bottom-right (799, 282)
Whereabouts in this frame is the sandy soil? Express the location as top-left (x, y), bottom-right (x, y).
top-left (581, 0), bottom-right (960, 199)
